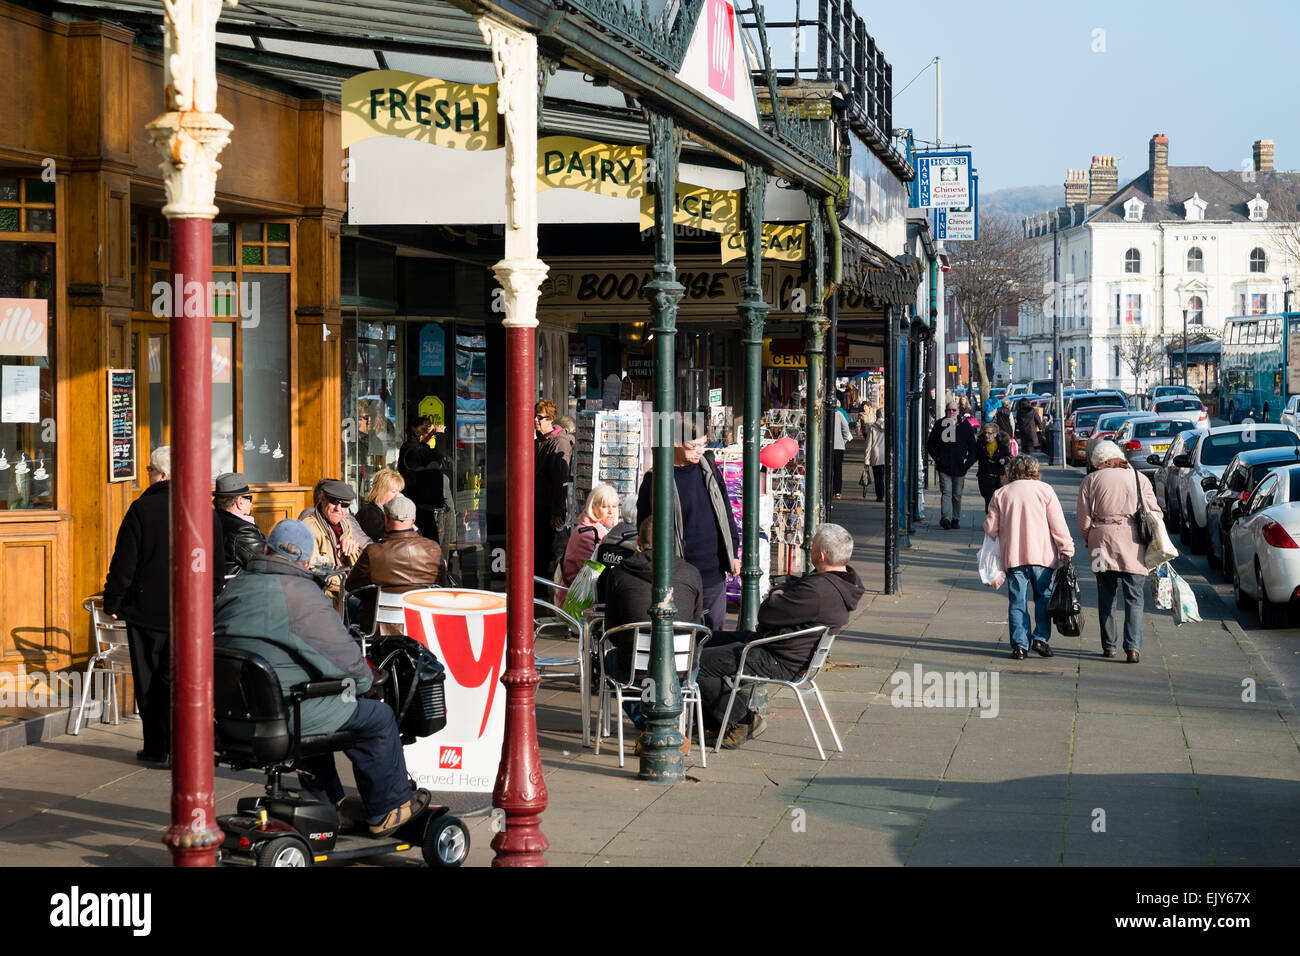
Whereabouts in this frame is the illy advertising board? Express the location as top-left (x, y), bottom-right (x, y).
top-left (401, 588), bottom-right (508, 792)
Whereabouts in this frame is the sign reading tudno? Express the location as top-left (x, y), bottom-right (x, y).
top-left (401, 588), bottom-right (508, 793)
top-left (341, 70), bottom-right (500, 152)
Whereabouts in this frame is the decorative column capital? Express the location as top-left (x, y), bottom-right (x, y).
top-left (492, 259), bottom-right (550, 329)
top-left (147, 112), bottom-right (232, 220)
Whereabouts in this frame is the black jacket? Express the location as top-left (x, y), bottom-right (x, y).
top-left (103, 481), bottom-right (225, 629)
top-left (976, 432), bottom-right (1014, 480)
top-left (535, 428), bottom-right (574, 522)
top-left (635, 451), bottom-right (740, 580)
top-left (593, 522), bottom-right (639, 601)
top-left (926, 416), bottom-right (977, 477)
top-left (757, 567), bottom-right (865, 671)
top-left (399, 435), bottom-right (447, 511)
top-left (355, 501), bottom-right (386, 544)
top-left (603, 549), bottom-right (704, 677)
top-left (217, 508), bottom-right (266, 578)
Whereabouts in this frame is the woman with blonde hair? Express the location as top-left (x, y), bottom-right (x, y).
top-left (1077, 440), bottom-right (1162, 662)
top-left (558, 483), bottom-right (620, 585)
top-left (356, 467), bottom-right (405, 543)
top-left (983, 454), bottom-right (1074, 659)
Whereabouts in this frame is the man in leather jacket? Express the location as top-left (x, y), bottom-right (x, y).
top-left (214, 472), bottom-right (266, 578)
top-left (345, 494), bottom-right (443, 634)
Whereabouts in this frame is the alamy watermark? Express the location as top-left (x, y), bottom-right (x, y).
top-left (151, 274), bottom-right (260, 328)
top-left (0, 665), bottom-right (115, 711)
top-left (889, 664), bottom-right (1000, 718)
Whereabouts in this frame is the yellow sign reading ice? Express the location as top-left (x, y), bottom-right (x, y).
top-left (537, 136), bottom-right (646, 198)
top-left (720, 223), bottom-right (808, 264)
top-left (639, 182), bottom-right (740, 235)
top-left (341, 70), bottom-right (499, 151)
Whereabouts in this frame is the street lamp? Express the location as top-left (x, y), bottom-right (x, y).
top-left (1182, 307), bottom-right (1188, 388)
top-left (1285, 275), bottom-right (1293, 314)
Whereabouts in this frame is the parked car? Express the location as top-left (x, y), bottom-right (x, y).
top-left (1150, 396), bottom-right (1209, 429)
top-left (1066, 393), bottom-right (1129, 418)
top-left (1173, 424), bottom-right (1300, 554)
top-left (1205, 447), bottom-right (1300, 571)
top-left (1149, 428), bottom-right (1204, 533)
top-left (1084, 410), bottom-right (1153, 471)
top-left (1065, 405), bottom-right (1125, 466)
top-left (1005, 383), bottom-right (1029, 398)
top-left (1152, 385), bottom-right (1198, 401)
top-left (1119, 417), bottom-right (1196, 474)
top-left (1227, 468), bottom-right (1300, 627)
top-left (1278, 395), bottom-right (1300, 432)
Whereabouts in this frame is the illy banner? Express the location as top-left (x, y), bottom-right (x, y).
top-left (0, 299), bottom-right (48, 357)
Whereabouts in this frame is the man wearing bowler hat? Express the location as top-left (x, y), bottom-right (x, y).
top-left (213, 472), bottom-right (266, 578)
top-left (346, 493), bottom-right (443, 635)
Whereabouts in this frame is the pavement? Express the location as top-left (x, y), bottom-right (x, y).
top-left (3, 445), bottom-right (1299, 867)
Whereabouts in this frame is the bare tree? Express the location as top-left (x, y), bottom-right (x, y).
top-left (945, 214), bottom-right (1043, 404)
top-left (1263, 173), bottom-right (1300, 310)
top-left (1116, 327), bottom-right (1169, 396)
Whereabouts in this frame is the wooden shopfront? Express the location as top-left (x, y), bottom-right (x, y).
top-left (0, 2), bottom-right (346, 680)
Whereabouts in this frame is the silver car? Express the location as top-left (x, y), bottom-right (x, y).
top-left (1118, 417), bottom-right (1196, 474)
top-left (1149, 428), bottom-right (1203, 533)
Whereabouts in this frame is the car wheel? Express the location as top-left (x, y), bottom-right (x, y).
top-left (1222, 541), bottom-right (1235, 584)
top-left (1191, 516), bottom-right (1209, 556)
top-left (256, 836), bottom-right (312, 868)
top-left (1207, 525), bottom-right (1221, 567)
top-left (1234, 572), bottom-right (1255, 612)
top-left (1179, 504), bottom-right (1193, 547)
top-left (1257, 566), bottom-right (1288, 630)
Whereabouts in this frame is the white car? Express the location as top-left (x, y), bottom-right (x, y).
top-left (1150, 396), bottom-right (1209, 429)
top-left (1279, 395), bottom-right (1300, 432)
top-left (1228, 468), bottom-right (1300, 627)
top-left (1174, 424), bottom-right (1300, 554)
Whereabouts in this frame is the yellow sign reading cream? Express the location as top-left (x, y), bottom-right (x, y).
top-left (720, 223), bottom-right (808, 264)
top-left (341, 70), bottom-right (499, 151)
top-left (537, 137), bottom-right (646, 197)
top-left (639, 183), bottom-right (740, 235)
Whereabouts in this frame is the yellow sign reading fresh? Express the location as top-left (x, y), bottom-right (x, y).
top-left (538, 137), bottom-right (646, 198)
top-left (639, 183), bottom-right (740, 235)
top-left (341, 70), bottom-right (499, 151)
top-left (720, 223), bottom-right (808, 264)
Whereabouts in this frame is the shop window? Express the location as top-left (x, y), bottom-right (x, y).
top-left (240, 273), bottom-right (289, 482)
top-left (0, 176), bottom-right (58, 510)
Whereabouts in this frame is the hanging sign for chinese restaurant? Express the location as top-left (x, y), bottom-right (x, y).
top-left (341, 70), bottom-right (500, 150)
top-left (537, 136), bottom-right (646, 198)
top-left (0, 298), bottom-right (48, 357)
top-left (719, 223), bottom-right (808, 264)
top-left (638, 182), bottom-right (740, 235)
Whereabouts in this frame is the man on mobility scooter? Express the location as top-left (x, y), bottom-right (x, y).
top-left (214, 519), bottom-right (442, 862)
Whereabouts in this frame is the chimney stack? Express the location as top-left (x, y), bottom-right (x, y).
top-left (1149, 133), bottom-right (1169, 202)
top-left (1254, 139), bottom-right (1275, 173)
top-left (1064, 169), bottom-right (1088, 205)
top-left (1088, 156), bottom-right (1118, 202)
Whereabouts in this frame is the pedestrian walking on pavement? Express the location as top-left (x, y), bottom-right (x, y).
top-left (1015, 398), bottom-right (1041, 453)
top-left (1077, 440), bottom-right (1163, 663)
top-left (535, 398), bottom-right (575, 583)
top-left (995, 400), bottom-right (1015, 446)
top-left (831, 400), bottom-right (854, 499)
top-left (975, 422), bottom-right (1013, 512)
top-left (861, 404), bottom-right (885, 501)
top-left (926, 399), bottom-right (978, 529)
top-left (983, 454), bottom-right (1074, 659)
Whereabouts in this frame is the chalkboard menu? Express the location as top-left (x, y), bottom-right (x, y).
top-left (108, 368), bottom-right (136, 482)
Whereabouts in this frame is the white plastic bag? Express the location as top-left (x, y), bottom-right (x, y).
top-left (1170, 564), bottom-right (1201, 625)
top-left (1142, 512), bottom-right (1179, 569)
top-left (978, 535), bottom-right (1005, 589)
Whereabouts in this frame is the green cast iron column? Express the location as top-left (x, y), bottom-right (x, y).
top-left (802, 199), bottom-right (828, 573)
top-left (639, 109), bottom-right (685, 783)
top-left (738, 162), bottom-right (769, 631)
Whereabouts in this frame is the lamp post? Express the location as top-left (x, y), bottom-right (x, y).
top-left (1285, 275), bottom-right (1293, 314)
top-left (1182, 307), bottom-right (1188, 387)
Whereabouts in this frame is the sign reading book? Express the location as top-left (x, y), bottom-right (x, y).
top-left (108, 368), bottom-right (136, 483)
top-left (341, 70), bottom-right (500, 151)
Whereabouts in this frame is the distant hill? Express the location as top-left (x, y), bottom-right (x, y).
top-left (982, 185), bottom-right (1062, 221)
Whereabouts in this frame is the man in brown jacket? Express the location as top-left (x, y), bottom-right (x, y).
top-left (346, 494), bottom-right (443, 634)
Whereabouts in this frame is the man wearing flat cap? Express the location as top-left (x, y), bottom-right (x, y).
top-left (301, 477), bottom-right (363, 609)
top-left (214, 472), bottom-right (266, 578)
top-left (346, 494), bottom-right (443, 635)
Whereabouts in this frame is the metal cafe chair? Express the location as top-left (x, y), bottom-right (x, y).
top-left (714, 625), bottom-right (843, 759)
top-left (595, 621), bottom-right (711, 768)
top-left (346, 583), bottom-right (439, 654)
top-left (532, 594), bottom-right (592, 748)
top-left (70, 596), bottom-right (133, 735)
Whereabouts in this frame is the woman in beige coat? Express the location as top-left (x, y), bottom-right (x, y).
top-left (859, 405), bottom-right (885, 501)
top-left (1077, 440), bottom-right (1162, 662)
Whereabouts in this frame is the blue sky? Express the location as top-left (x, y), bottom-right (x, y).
top-left (759, 0), bottom-right (1297, 193)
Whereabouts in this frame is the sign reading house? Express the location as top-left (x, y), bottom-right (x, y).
top-left (720, 223), bottom-right (808, 264)
top-left (537, 136), bottom-right (646, 198)
top-left (342, 70), bottom-right (499, 151)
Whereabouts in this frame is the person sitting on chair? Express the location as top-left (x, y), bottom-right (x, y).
top-left (696, 523), bottom-right (864, 749)
top-left (214, 519), bottom-right (429, 837)
top-left (345, 494), bottom-right (443, 635)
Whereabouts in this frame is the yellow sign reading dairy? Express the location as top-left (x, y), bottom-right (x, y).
top-left (639, 183), bottom-right (740, 235)
top-left (538, 137), bottom-right (646, 198)
top-left (341, 70), bottom-right (499, 151)
top-left (720, 223), bottom-right (808, 264)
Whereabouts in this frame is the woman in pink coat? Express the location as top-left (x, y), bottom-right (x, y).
top-left (558, 483), bottom-right (620, 585)
top-left (1077, 440), bottom-right (1162, 662)
top-left (983, 455), bottom-right (1075, 659)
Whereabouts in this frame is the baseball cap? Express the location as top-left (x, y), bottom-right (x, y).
top-left (267, 519), bottom-right (315, 563)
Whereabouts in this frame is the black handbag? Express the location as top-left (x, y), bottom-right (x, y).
top-left (1132, 467), bottom-right (1155, 546)
top-left (1047, 557), bottom-right (1081, 618)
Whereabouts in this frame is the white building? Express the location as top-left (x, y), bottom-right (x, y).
top-left (1015, 135), bottom-right (1299, 392)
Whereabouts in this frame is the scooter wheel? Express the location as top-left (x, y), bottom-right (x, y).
top-left (422, 815), bottom-right (469, 867)
top-left (257, 836), bottom-right (312, 867)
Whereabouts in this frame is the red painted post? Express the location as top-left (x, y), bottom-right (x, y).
top-left (163, 218), bottom-right (220, 866)
top-left (491, 323), bottom-right (549, 866)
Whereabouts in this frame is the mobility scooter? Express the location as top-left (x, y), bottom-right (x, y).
top-left (214, 635), bottom-right (469, 867)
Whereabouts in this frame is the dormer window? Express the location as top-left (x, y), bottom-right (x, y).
top-left (1248, 194), bottom-right (1268, 221)
top-left (1125, 248), bottom-right (1141, 273)
top-left (1184, 192), bottom-right (1207, 221)
top-left (1123, 197), bottom-right (1144, 222)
